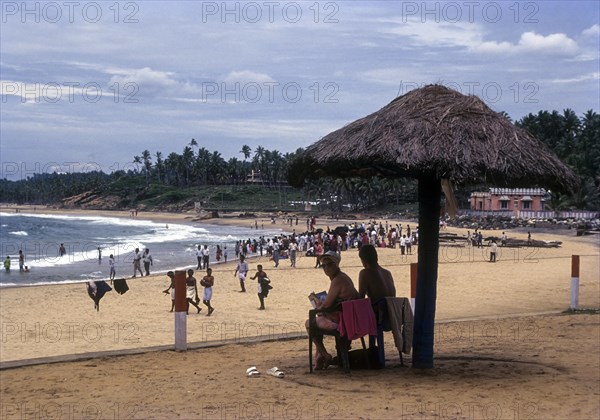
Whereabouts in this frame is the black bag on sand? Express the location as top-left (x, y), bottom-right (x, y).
top-left (332, 346), bottom-right (382, 370)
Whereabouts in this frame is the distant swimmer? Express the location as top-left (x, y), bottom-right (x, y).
top-left (59, 244), bottom-right (66, 256)
top-left (3, 256), bottom-right (10, 272)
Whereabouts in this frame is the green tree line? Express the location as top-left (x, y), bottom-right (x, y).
top-left (1, 109), bottom-right (598, 211)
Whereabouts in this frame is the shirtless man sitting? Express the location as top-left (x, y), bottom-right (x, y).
top-left (305, 251), bottom-right (359, 370)
top-left (357, 244), bottom-right (396, 301)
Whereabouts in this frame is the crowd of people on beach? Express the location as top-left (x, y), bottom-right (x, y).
top-left (154, 218), bottom-right (419, 317)
top-left (77, 215), bottom-right (515, 319)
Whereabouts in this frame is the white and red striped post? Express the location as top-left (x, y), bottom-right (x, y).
top-left (174, 270), bottom-right (187, 351)
top-left (410, 262), bottom-right (417, 315)
top-left (570, 255), bottom-right (580, 310)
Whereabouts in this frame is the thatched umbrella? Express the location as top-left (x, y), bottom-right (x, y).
top-left (288, 84), bottom-right (577, 368)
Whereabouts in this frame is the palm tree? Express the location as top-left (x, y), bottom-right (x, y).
top-left (240, 145), bottom-right (251, 183)
top-left (196, 147), bottom-right (211, 185)
top-left (208, 151), bottom-right (226, 184)
top-left (227, 157), bottom-right (242, 184)
top-left (141, 150), bottom-right (152, 186)
top-left (240, 144), bottom-right (251, 161)
top-left (154, 151), bottom-right (164, 183)
top-left (165, 152), bottom-right (181, 186)
top-left (181, 146), bottom-right (194, 186)
top-left (132, 155), bottom-right (142, 174)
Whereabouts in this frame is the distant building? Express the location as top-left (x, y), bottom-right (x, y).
top-left (246, 170), bottom-right (264, 184)
top-left (469, 188), bottom-right (549, 212)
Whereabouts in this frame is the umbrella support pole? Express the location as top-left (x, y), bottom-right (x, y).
top-left (412, 176), bottom-right (441, 369)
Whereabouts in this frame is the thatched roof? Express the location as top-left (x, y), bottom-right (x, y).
top-left (288, 84), bottom-right (578, 193)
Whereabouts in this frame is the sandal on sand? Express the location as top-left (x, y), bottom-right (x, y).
top-left (246, 367), bottom-right (260, 377)
top-left (267, 367), bottom-right (285, 378)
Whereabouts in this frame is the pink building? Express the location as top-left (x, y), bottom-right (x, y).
top-left (470, 188), bottom-right (548, 212)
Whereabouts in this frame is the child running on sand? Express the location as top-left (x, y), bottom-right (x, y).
top-left (201, 268), bottom-right (215, 316)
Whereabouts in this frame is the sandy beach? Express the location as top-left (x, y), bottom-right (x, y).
top-left (1, 207), bottom-right (599, 419)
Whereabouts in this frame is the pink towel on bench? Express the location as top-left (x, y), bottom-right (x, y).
top-left (338, 298), bottom-right (377, 340)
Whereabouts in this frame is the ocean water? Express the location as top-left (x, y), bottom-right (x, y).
top-left (0, 212), bottom-right (283, 287)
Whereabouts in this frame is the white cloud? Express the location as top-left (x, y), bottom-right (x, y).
top-left (109, 67), bottom-right (176, 88)
top-left (383, 19), bottom-right (483, 49)
top-left (549, 72), bottom-right (600, 84)
top-left (107, 67), bottom-right (200, 99)
top-left (223, 70), bottom-right (275, 84)
top-left (381, 17), bottom-right (578, 56)
top-left (474, 31), bottom-right (578, 55)
top-left (519, 32), bottom-right (578, 54)
top-left (190, 118), bottom-right (341, 141)
top-left (582, 24), bottom-right (600, 38)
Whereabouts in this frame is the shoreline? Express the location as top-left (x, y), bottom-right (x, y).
top-left (1, 204), bottom-right (598, 289)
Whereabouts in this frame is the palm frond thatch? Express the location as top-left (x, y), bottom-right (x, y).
top-left (289, 84), bottom-right (578, 193)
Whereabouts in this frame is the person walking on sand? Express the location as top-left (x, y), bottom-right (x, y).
top-left (185, 269), bottom-right (202, 314)
top-left (223, 246), bottom-right (228, 263)
top-left (234, 255), bottom-right (249, 292)
top-left (4, 256), bottom-right (10, 273)
top-left (489, 240), bottom-right (498, 263)
top-left (132, 248), bottom-right (144, 278)
top-left (272, 238), bottom-right (280, 268)
top-left (250, 264), bottom-right (271, 310)
top-left (314, 241), bottom-right (324, 268)
top-left (201, 268), bottom-right (215, 316)
top-left (163, 271), bottom-right (175, 312)
top-left (289, 239), bottom-right (298, 267)
top-left (109, 254), bottom-right (116, 282)
top-left (143, 248), bottom-right (153, 276)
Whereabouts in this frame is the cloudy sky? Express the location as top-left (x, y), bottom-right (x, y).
top-left (1, 1), bottom-right (598, 180)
